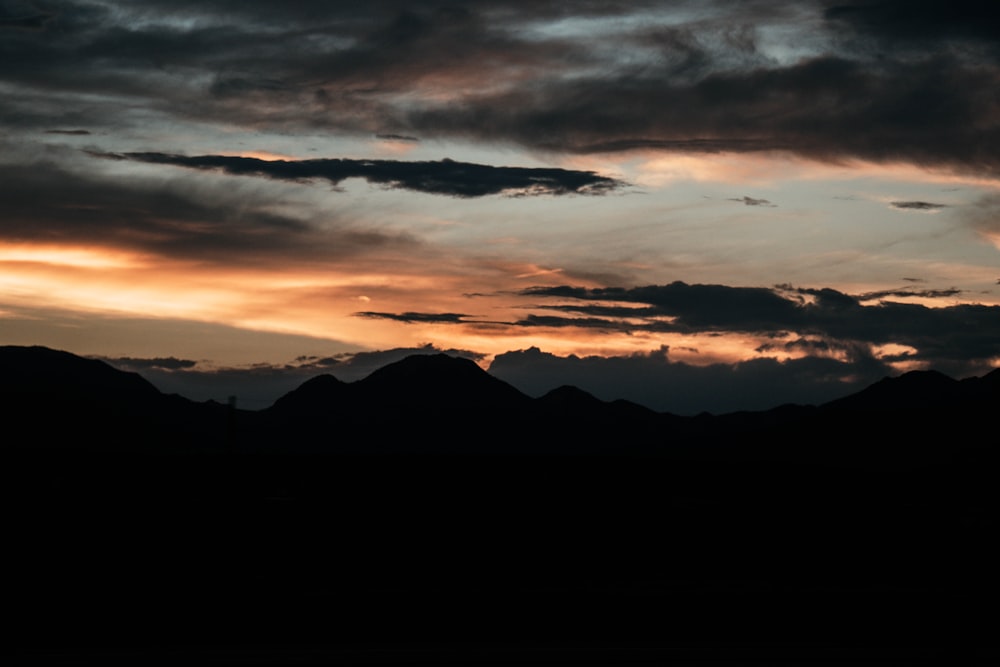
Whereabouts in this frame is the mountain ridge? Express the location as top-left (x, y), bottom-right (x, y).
top-left (1, 344), bottom-right (996, 458)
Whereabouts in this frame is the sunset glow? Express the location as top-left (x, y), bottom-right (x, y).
top-left (2, 1), bottom-right (998, 413)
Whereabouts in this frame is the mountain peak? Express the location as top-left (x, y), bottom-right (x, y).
top-left (357, 353), bottom-right (528, 404)
top-left (267, 373), bottom-right (347, 414)
top-left (822, 368), bottom-right (967, 411)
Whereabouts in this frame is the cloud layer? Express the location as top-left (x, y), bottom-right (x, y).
top-left (3, 1), bottom-right (997, 173)
top-left (513, 282), bottom-right (1000, 374)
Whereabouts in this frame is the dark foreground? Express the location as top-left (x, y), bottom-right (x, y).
top-left (4, 348), bottom-right (997, 664)
top-left (9, 450), bottom-right (998, 666)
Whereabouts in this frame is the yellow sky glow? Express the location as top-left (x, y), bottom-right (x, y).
top-left (2, 233), bottom-right (996, 367)
top-left (0, 244), bottom-right (151, 269)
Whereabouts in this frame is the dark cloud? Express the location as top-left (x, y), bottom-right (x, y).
top-left (488, 345), bottom-right (891, 415)
top-left (568, 138), bottom-right (785, 154)
top-left (44, 129), bottom-right (90, 135)
top-left (730, 196), bottom-right (776, 207)
top-left (2, 2), bottom-right (998, 174)
top-left (857, 287), bottom-right (962, 300)
top-left (0, 12), bottom-right (52, 30)
top-left (291, 355), bottom-right (342, 370)
top-left (408, 53), bottom-right (1000, 174)
top-left (511, 314), bottom-right (640, 332)
top-left (518, 281), bottom-right (1000, 373)
top-left (100, 356), bottom-right (198, 371)
top-left (756, 337), bottom-right (833, 354)
top-left (375, 133), bottom-right (419, 142)
top-left (890, 200), bottom-right (947, 210)
top-left (522, 282), bottom-right (804, 330)
top-left (354, 311), bottom-right (471, 324)
top-left (95, 152), bottom-right (625, 198)
top-left (824, 1), bottom-right (1000, 50)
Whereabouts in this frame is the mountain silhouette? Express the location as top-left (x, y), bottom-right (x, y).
top-left (268, 372), bottom-right (349, 415)
top-left (355, 352), bottom-right (528, 408)
top-left (1, 344), bottom-right (234, 453)
top-left (822, 368), bottom-right (998, 411)
top-left (0, 344), bottom-right (159, 400)
top-left (5, 345), bottom-right (998, 662)
top-left (2, 344), bottom-right (996, 457)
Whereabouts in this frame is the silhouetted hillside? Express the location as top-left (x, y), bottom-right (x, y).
top-left (2, 345), bottom-right (997, 458)
top-left (0, 344), bottom-right (159, 399)
top-left (268, 372), bottom-right (349, 415)
top-left (823, 368), bottom-right (1000, 411)
top-left (5, 345), bottom-right (998, 663)
top-left (1, 345), bottom-right (234, 453)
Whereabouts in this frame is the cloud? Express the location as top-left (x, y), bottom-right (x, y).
top-left (0, 12), bottom-right (53, 30)
top-left (856, 287), bottom-right (962, 300)
top-left (3, 2), bottom-right (998, 176)
top-left (95, 152), bottom-right (626, 198)
top-left (890, 200), bottom-right (947, 210)
top-left (44, 129), bottom-right (91, 135)
top-left (517, 281), bottom-right (1000, 373)
top-left (375, 133), bottom-right (419, 142)
top-left (730, 196), bottom-right (777, 206)
top-left (521, 282), bottom-right (804, 330)
top-left (102, 356), bottom-right (198, 371)
top-left (0, 159), bottom-right (410, 265)
top-left (354, 311), bottom-right (471, 324)
top-left (824, 1), bottom-right (1000, 50)
top-left (407, 50), bottom-right (1000, 174)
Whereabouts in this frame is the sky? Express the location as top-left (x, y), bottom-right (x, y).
top-left (2, 0), bottom-right (999, 414)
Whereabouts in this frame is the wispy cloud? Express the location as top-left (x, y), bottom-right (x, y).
top-left (730, 196), bottom-right (776, 207)
top-left (99, 356), bottom-right (198, 371)
top-left (890, 200), bottom-right (947, 211)
top-left (375, 133), bottom-right (419, 142)
top-left (354, 311), bottom-right (471, 324)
